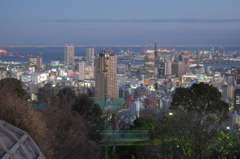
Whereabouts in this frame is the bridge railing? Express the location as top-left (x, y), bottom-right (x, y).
top-left (31, 104), bottom-right (48, 109)
top-left (100, 130), bottom-right (149, 142)
top-left (90, 97), bottom-right (125, 112)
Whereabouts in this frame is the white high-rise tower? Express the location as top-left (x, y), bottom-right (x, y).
top-left (78, 61), bottom-right (85, 80)
top-left (64, 44), bottom-right (74, 65)
top-left (86, 47), bottom-right (95, 66)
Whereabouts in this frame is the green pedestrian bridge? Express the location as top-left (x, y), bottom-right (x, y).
top-left (100, 130), bottom-right (149, 146)
top-left (100, 130), bottom-right (149, 159)
top-left (90, 96), bottom-right (125, 113)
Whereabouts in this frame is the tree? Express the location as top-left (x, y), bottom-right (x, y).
top-left (170, 82), bottom-right (229, 122)
top-left (131, 117), bottom-right (156, 130)
top-left (44, 95), bottom-right (99, 159)
top-left (148, 111), bottom-right (240, 159)
top-left (0, 78), bottom-right (29, 99)
top-left (43, 89), bottom-right (104, 158)
top-left (72, 93), bottom-right (103, 142)
top-left (0, 79), bottom-right (52, 158)
top-left (149, 111), bottom-right (226, 159)
top-left (115, 118), bottom-right (156, 159)
top-left (57, 87), bottom-right (76, 108)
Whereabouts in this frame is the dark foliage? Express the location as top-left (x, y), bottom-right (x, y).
top-left (72, 93), bottom-right (104, 142)
top-left (170, 82), bottom-right (229, 122)
top-left (0, 78), bottom-right (29, 99)
top-left (148, 111), bottom-right (240, 159)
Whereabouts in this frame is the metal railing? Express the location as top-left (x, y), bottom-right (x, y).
top-left (90, 97), bottom-right (125, 112)
top-left (100, 130), bottom-right (149, 146)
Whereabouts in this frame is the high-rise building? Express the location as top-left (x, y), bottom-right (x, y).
top-left (210, 47), bottom-right (214, 54)
top-left (78, 61), bottom-right (85, 80)
top-left (218, 47), bottom-right (225, 57)
top-left (180, 54), bottom-right (190, 74)
top-left (158, 58), bottom-right (172, 78)
top-left (143, 55), bottom-right (155, 79)
top-left (64, 44), bottom-right (74, 65)
top-left (85, 65), bottom-right (94, 79)
top-left (28, 55), bottom-right (42, 69)
top-left (234, 89), bottom-right (240, 112)
top-left (95, 49), bottom-right (118, 97)
top-left (210, 47), bottom-right (214, 59)
top-left (86, 47), bottom-right (95, 64)
top-left (172, 61), bottom-right (183, 77)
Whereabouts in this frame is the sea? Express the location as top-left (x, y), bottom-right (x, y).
top-left (2, 46), bottom-right (240, 69)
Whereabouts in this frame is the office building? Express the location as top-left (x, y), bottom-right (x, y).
top-left (86, 47), bottom-right (95, 64)
top-left (158, 59), bottom-right (172, 78)
top-left (143, 55), bottom-right (155, 79)
top-left (158, 62), bottom-right (166, 78)
top-left (180, 54), bottom-right (190, 74)
top-left (64, 44), bottom-right (74, 65)
top-left (234, 89), bottom-right (240, 112)
top-left (209, 47), bottom-right (214, 59)
top-left (85, 65), bottom-right (94, 79)
top-left (172, 61), bottom-right (183, 77)
top-left (28, 55), bottom-right (42, 69)
top-left (95, 49), bottom-right (118, 97)
top-left (218, 47), bottom-right (225, 57)
top-left (210, 47), bottom-right (215, 54)
top-left (78, 61), bottom-right (85, 80)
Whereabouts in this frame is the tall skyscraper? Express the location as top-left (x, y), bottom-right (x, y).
top-left (86, 47), bottom-right (95, 64)
top-left (158, 59), bottom-right (172, 78)
top-left (218, 47), bottom-right (225, 57)
top-left (180, 54), bottom-right (190, 74)
top-left (143, 54), bottom-right (155, 79)
top-left (95, 49), bottom-right (118, 98)
top-left (64, 44), bottom-right (74, 65)
top-left (210, 47), bottom-right (214, 55)
top-left (172, 61), bottom-right (183, 77)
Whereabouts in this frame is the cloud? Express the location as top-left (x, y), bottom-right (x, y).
top-left (42, 18), bottom-right (240, 23)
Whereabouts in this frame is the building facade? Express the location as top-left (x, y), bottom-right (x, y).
top-left (172, 61), bottom-right (183, 77)
top-left (95, 49), bottom-right (118, 97)
top-left (28, 55), bottom-right (42, 69)
top-left (143, 55), bottom-right (155, 79)
top-left (86, 47), bottom-right (95, 64)
top-left (158, 59), bottom-right (172, 78)
top-left (235, 89), bottom-right (240, 112)
top-left (180, 54), bottom-right (190, 74)
top-left (78, 61), bottom-right (85, 80)
top-left (64, 44), bottom-right (74, 65)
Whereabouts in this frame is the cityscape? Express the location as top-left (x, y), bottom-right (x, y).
top-left (1, 0), bottom-right (240, 159)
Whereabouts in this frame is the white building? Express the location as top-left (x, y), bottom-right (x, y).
top-left (78, 61), bottom-right (85, 80)
top-left (86, 47), bottom-right (95, 66)
top-left (64, 44), bottom-right (74, 65)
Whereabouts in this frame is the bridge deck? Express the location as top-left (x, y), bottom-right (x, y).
top-left (100, 130), bottom-right (149, 146)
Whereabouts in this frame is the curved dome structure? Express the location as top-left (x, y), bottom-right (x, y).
top-left (0, 120), bottom-right (45, 159)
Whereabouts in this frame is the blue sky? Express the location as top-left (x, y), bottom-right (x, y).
top-left (1, 0), bottom-right (240, 46)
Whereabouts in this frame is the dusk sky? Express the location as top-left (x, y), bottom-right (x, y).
top-left (1, 0), bottom-right (240, 46)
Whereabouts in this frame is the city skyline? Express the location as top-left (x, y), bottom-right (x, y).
top-left (1, 0), bottom-right (240, 45)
